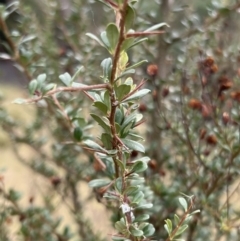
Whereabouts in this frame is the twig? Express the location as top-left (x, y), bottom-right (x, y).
top-left (108, 0), bottom-right (129, 178)
top-left (166, 197), bottom-right (196, 241)
top-left (52, 94), bottom-right (73, 129)
top-left (24, 83), bottom-right (109, 104)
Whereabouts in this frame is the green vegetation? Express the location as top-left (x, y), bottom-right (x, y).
top-left (1, 0), bottom-right (240, 241)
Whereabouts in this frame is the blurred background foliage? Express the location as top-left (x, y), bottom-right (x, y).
top-left (0, 0), bottom-right (240, 241)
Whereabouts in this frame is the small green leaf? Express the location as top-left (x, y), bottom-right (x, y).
top-left (71, 66), bottom-right (84, 83)
top-left (115, 159), bottom-right (125, 171)
top-left (72, 117), bottom-right (87, 128)
top-left (128, 132), bottom-right (144, 141)
top-left (138, 223), bottom-right (148, 230)
top-left (135, 156), bottom-right (151, 163)
top-left (115, 177), bottom-right (123, 192)
top-left (119, 51), bottom-right (129, 70)
top-left (106, 23), bottom-right (119, 53)
top-left (104, 90), bottom-right (111, 110)
top-left (116, 84), bottom-right (131, 100)
top-left (125, 5), bottom-right (135, 31)
top-left (144, 22), bottom-right (169, 32)
top-left (131, 161), bottom-right (148, 173)
top-left (13, 98), bottom-right (27, 104)
top-left (134, 214), bottom-right (150, 222)
top-left (124, 186), bottom-right (139, 195)
top-left (100, 31), bottom-right (110, 48)
top-left (103, 193), bottom-right (119, 200)
top-left (125, 60), bottom-right (148, 71)
top-left (89, 178), bottom-right (111, 188)
top-left (73, 127), bottom-right (83, 141)
top-left (122, 139), bottom-right (145, 153)
top-left (142, 223), bottom-right (155, 237)
top-left (90, 113), bottom-right (111, 133)
top-left (131, 191), bottom-right (144, 203)
top-left (42, 83), bottom-right (55, 94)
top-left (174, 214), bottom-right (180, 226)
top-left (37, 73), bottom-right (47, 84)
top-left (86, 33), bottom-right (104, 46)
top-left (164, 224), bottom-right (170, 235)
top-left (121, 112), bottom-right (137, 130)
top-left (123, 89), bottom-right (150, 102)
top-left (115, 69), bottom-right (135, 82)
top-left (101, 133), bottom-right (112, 150)
top-left (101, 58), bottom-right (112, 79)
top-left (121, 37), bottom-right (135, 51)
top-left (179, 197), bottom-right (188, 212)
top-left (190, 209), bottom-right (201, 215)
top-left (115, 219), bottom-right (127, 233)
top-left (107, 149), bottom-right (118, 155)
top-left (59, 72), bottom-right (72, 86)
top-left (115, 109), bottom-right (124, 125)
top-left (111, 236), bottom-right (125, 241)
top-left (129, 226), bottom-right (143, 237)
top-left (29, 79), bottom-right (38, 95)
top-left (20, 35), bottom-right (36, 45)
top-left (174, 224), bottom-right (188, 237)
top-left (184, 215), bottom-right (192, 224)
top-left (127, 38), bottom-right (148, 49)
top-left (135, 203), bottom-right (153, 209)
top-left (165, 219), bottom-right (172, 234)
top-left (83, 139), bottom-right (107, 152)
top-left (93, 101), bottom-right (108, 114)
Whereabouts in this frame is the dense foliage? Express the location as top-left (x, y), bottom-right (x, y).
top-left (1, 0), bottom-right (240, 241)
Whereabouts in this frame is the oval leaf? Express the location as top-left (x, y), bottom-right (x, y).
top-left (122, 139), bottom-right (145, 153)
top-left (106, 23), bottom-right (119, 53)
top-left (59, 72), bottom-right (72, 86)
top-left (73, 127), bottom-right (83, 141)
top-left (144, 22), bottom-right (170, 32)
top-left (131, 161), bottom-right (148, 173)
top-left (179, 197), bottom-right (188, 212)
top-left (89, 178), bottom-right (111, 188)
top-left (29, 79), bottom-right (38, 95)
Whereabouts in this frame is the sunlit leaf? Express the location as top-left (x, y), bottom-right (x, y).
top-left (59, 73), bottom-right (71, 86)
top-left (179, 197), bottom-right (188, 212)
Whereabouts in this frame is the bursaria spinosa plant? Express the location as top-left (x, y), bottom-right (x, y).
top-left (14, 0), bottom-right (199, 240)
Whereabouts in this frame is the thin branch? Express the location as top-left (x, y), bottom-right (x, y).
top-left (121, 79), bottom-right (146, 102)
top-left (110, 0), bottom-right (128, 85)
top-left (108, 0), bottom-right (129, 178)
top-left (52, 94), bottom-right (73, 129)
top-left (166, 197), bottom-right (196, 241)
top-left (24, 83), bottom-right (109, 104)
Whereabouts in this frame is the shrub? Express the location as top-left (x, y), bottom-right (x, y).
top-left (1, 1), bottom-right (240, 241)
